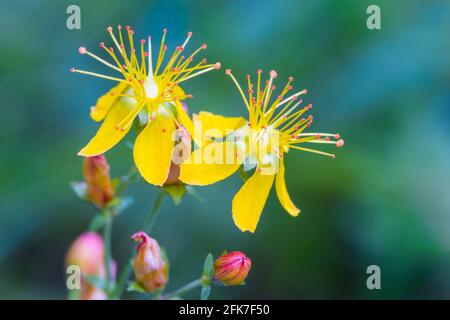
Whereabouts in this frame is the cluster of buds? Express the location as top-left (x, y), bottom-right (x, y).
top-left (65, 232), bottom-right (116, 300)
top-left (213, 251), bottom-right (252, 286)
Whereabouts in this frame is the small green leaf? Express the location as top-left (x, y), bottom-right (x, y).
top-left (202, 253), bottom-right (214, 280)
top-left (162, 184), bottom-right (186, 205)
top-left (84, 275), bottom-right (105, 290)
top-left (114, 196), bottom-right (134, 215)
top-left (200, 285), bottom-right (211, 300)
top-left (88, 214), bottom-right (108, 231)
top-left (185, 185), bottom-right (204, 203)
top-left (70, 181), bottom-right (87, 200)
top-left (111, 177), bottom-right (121, 190)
top-left (127, 281), bottom-right (147, 293)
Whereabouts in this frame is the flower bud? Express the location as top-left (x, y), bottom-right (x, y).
top-left (83, 155), bottom-right (114, 208)
top-left (214, 251), bottom-right (252, 286)
top-left (66, 232), bottom-right (104, 276)
top-left (66, 232), bottom-right (117, 300)
top-left (132, 231), bottom-right (168, 292)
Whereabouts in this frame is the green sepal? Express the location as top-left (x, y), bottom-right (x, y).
top-left (127, 281), bottom-right (147, 294)
top-left (162, 184), bottom-right (186, 205)
top-left (185, 185), bottom-right (204, 203)
top-left (202, 253), bottom-right (214, 281)
top-left (200, 285), bottom-right (211, 300)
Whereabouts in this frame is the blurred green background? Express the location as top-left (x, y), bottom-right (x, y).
top-left (1, 0), bottom-right (449, 299)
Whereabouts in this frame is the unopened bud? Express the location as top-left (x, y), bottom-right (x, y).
top-left (132, 232), bottom-right (168, 292)
top-left (214, 251), bottom-right (252, 286)
top-left (83, 155), bottom-right (114, 208)
top-left (65, 232), bottom-right (116, 300)
top-left (66, 232), bottom-right (104, 276)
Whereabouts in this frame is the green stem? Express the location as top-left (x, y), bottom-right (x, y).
top-left (163, 279), bottom-right (203, 300)
top-left (103, 214), bottom-right (113, 295)
top-left (112, 190), bottom-right (165, 299)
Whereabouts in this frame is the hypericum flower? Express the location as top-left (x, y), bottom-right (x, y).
top-left (66, 232), bottom-right (116, 300)
top-left (71, 26), bottom-right (220, 186)
top-left (214, 251), bottom-right (252, 286)
top-left (131, 231), bottom-right (168, 293)
top-left (83, 155), bottom-right (114, 208)
top-left (180, 69), bottom-right (344, 232)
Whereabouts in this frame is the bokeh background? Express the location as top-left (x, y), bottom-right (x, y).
top-left (1, 0), bottom-right (449, 299)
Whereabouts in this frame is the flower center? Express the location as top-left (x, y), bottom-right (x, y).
top-left (143, 77), bottom-right (158, 99)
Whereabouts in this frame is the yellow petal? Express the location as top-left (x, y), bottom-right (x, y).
top-left (275, 159), bottom-right (300, 216)
top-left (78, 98), bottom-right (136, 157)
top-left (232, 170), bottom-right (275, 233)
top-left (179, 141), bottom-right (241, 186)
top-left (90, 81), bottom-right (129, 122)
top-left (174, 100), bottom-right (194, 135)
top-left (133, 115), bottom-right (176, 186)
top-left (194, 111), bottom-right (247, 138)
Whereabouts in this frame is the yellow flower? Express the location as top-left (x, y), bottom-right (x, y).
top-left (72, 26), bottom-right (220, 186)
top-left (180, 69), bottom-right (344, 232)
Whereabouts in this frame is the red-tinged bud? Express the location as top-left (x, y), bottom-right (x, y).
top-left (66, 232), bottom-right (104, 276)
top-left (83, 155), bottom-right (114, 208)
top-left (65, 233), bottom-right (116, 300)
top-left (213, 251), bottom-right (252, 286)
top-left (132, 232), bottom-right (168, 292)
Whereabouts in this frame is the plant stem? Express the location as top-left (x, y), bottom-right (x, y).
top-left (143, 190), bottom-right (165, 232)
top-left (103, 213), bottom-right (113, 295)
top-left (163, 279), bottom-right (203, 300)
top-left (112, 190), bottom-right (165, 299)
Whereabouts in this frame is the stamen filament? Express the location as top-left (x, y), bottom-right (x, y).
top-left (226, 70), bottom-right (250, 111)
top-left (289, 145), bottom-right (335, 158)
top-left (71, 69), bottom-right (126, 82)
top-left (275, 89), bottom-right (308, 110)
top-left (83, 49), bottom-right (122, 72)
